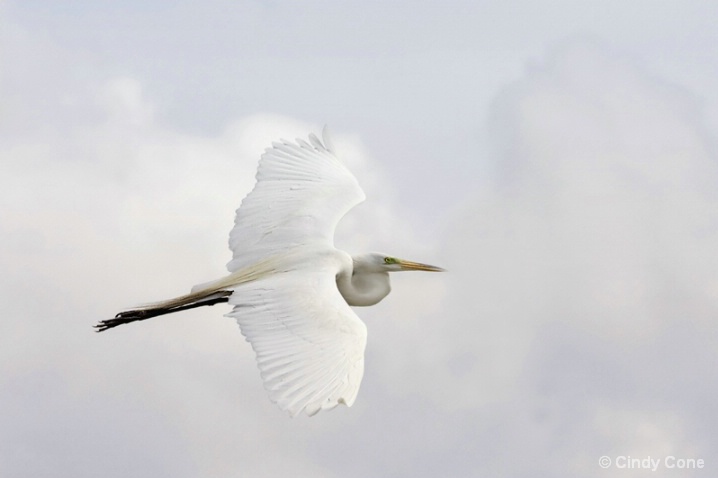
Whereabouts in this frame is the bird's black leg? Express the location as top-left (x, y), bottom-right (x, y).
top-left (94, 294), bottom-right (231, 332)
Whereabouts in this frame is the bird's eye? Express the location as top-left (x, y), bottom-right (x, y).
top-left (384, 257), bottom-right (396, 264)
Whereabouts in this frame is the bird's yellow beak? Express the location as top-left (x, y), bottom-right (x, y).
top-left (397, 259), bottom-right (445, 272)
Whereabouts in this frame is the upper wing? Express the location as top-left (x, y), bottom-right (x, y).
top-left (226, 258), bottom-right (368, 417)
top-left (227, 127), bottom-right (366, 272)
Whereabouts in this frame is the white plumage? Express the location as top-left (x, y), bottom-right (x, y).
top-left (226, 128), bottom-right (368, 416)
top-left (228, 253), bottom-right (367, 416)
top-left (98, 127), bottom-right (443, 417)
top-left (227, 128), bottom-right (364, 273)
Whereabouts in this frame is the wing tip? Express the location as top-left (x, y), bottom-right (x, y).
top-left (322, 125), bottom-right (336, 154)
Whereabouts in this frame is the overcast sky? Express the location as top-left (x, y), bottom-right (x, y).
top-left (2, 1), bottom-right (718, 477)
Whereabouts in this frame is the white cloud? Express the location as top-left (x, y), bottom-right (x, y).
top-left (400, 40), bottom-right (717, 470)
top-left (1, 66), bottom-right (428, 475)
top-left (306, 40), bottom-right (718, 477)
top-left (594, 407), bottom-right (700, 460)
top-left (96, 77), bottom-right (155, 128)
top-left (3, 2), bottom-right (718, 475)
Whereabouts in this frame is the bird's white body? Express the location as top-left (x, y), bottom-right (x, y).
top-left (99, 127), bottom-right (442, 417)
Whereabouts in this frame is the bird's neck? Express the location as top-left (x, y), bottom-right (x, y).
top-left (336, 269), bottom-right (391, 307)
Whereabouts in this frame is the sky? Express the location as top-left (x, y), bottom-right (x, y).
top-left (2, 1), bottom-right (718, 476)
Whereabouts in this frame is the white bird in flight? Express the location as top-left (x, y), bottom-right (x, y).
top-left (96, 127), bottom-right (443, 417)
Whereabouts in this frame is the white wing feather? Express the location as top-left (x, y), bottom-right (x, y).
top-left (227, 257), bottom-right (367, 417)
top-left (225, 129), bottom-right (368, 416)
top-left (227, 127), bottom-right (365, 272)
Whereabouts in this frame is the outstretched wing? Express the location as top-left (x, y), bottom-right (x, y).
top-left (227, 127), bottom-right (365, 272)
top-left (226, 257), bottom-right (368, 417)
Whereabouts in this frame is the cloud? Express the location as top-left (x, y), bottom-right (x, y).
top-left (0, 65), bottom-right (425, 476)
top-left (353, 40), bottom-right (718, 475)
top-left (287, 40), bottom-right (718, 478)
top-left (3, 16), bottom-right (717, 476)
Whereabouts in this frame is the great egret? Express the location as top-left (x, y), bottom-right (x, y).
top-left (96, 127), bottom-right (443, 417)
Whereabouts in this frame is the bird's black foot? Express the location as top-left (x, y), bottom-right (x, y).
top-left (94, 293), bottom-right (231, 332)
top-left (94, 309), bottom-right (159, 332)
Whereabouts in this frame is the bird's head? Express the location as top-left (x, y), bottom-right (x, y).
top-left (353, 252), bottom-right (445, 273)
